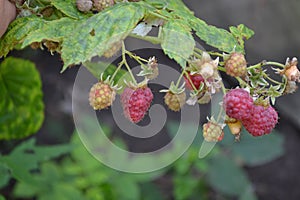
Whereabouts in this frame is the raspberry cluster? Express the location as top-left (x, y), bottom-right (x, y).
top-left (223, 88), bottom-right (278, 137)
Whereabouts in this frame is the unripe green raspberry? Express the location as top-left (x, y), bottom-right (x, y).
top-left (164, 91), bottom-right (186, 112)
top-left (93, 0), bottom-right (114, 12)
top-left (225, 52), bottom-right (247, 77)
top-left (89, 81), bottom-right (116, 110)
top-left (203, 121), bottom-right (224, 142)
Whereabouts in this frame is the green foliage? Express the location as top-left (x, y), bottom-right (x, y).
top-left (12, 129), bottom-right (164, 200)
top-left (207, 155), bottom-right (251, 196)
top-left (0, 57), bottom-right (44, 140)
top-left (230, 24), bottom-right (255, 49)
top-left (0, 163), bottom-right (10, 188)
top-left (50, 0), bottom-right (87, 19)
top-left (0, 0), bottom-right (253, 73)
top-left (0, 138), bottom-right (71, 189)
top-left (166, 121), bottom-right (284, 200)
top-left (61, 3), bottom-right (146, 70)
top-left (189, 17), bottom-right (244, 53)
top-left (22, 17), bottom-right (80, 46)
top-left (0, 120), bottom-right (285, 199)
top-left (83, 61), bottom-right (131, 93)
top-left (231, 129), bottom-right (284, 166)
top-left (0, 16), bottom-right (44, 57)
top-left (161, 20), bottom-right (195, 67)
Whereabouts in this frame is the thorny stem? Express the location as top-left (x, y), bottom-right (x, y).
top-left (126, 50), bottom-right (148, 63)
top-left (129, 34), bottom-right (161, 44)
top-left (175, 70), bottom-right (185, 88)
top-left (247, 61), bottom-right (285, 70)
top-left (236, 77), bottom-right (249, 88)
top-left (122, 42), bottom-right (137, 85)
top-left (208, 51), bottom-right (223, 57)
top-left (110, 61), bottom-right (124, 85)
top-left (263, 73), bottom-right (283, 85)
top-left (217, 66), bottom-right (226, 73)
top-left (193, 51), bottom-right (202, 59)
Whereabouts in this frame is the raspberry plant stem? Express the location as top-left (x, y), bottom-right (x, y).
top-left (247, 61), bottom-right (285, 70)
top-left (175, 70), bottom-right (185, 88)
top-left (122, 42), bottom-right (137, 85)
top-left (263, 73), bottom-right (283, 85)
top-left (110, 61), bottom-right (124, 84)
top-left (129, 34), bottom-right (161, 44)
top-left (125, 50), bottom-right (148, 64)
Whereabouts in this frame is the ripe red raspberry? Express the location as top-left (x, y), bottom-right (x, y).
top-left (225, 52), bottom-right (247, 77)
top-left (93, 0), bottom-right (114, 11)
top-left (184, 72), bottom-right (205, 90)
top-left (242, 105), bottom-right (278, 136)
top-left (76, 0), bottom-right (93, 12)
top-left (223, 88), bottom-right (253, 120)
top-left (89, 81), bottom-right (116, 110)
top-left (203, 121), bottom-right (224, 142)
top-left (164, 91), bottom-right (186, 112)
top-left (121, 86), bottom-right (153, 123)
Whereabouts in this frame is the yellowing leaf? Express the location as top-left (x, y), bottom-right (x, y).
top-left (61, 3), bottom-right (146, 70)
top-left (161, 20), bottom-right (195, 67)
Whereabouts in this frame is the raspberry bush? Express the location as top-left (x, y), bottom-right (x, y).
top-left (0, 1), bottom-right (298, 200)
top-left (0, 1), bottom-right (299, 141)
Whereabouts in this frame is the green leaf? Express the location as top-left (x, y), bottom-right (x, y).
top-left (140, 183), bottom-right (164, 200)
top-left (112, 176), bottom-right (140, 200)
top-left (2, 138), bottom-right (71, 183)
top-left (61, 3), bottom-right (146, 70)
top-left (83, 61), bottom-right (127, 82)
top-left (231, 129), bottom-right (284, 167)
top-left (0, 16), bottom-right (44, 57)
top-left (239, 186), bottom-right (258, 200)
top-left (0, 195), bottom-right (5, 200)
top-left (0, 57), bottom-right (44, 140)
top-left (161, 20), bottom-right (195, 67)
top-left (0, 163), bottom-right (10, 188)
top-left (207, 156), bottom-right (251, 196)
top-left (22, 17), bottom-right (80, 47)
top-left (230, 24), bottom-right (255, 40)
top-left (51, 0), bottom-right (87, 19)
top-left (189, 17), bottom-right (243, 53)
top-left (14, 162), bottom-right (84, 200)
top-left (173, 174), bottom-right (199, 200)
